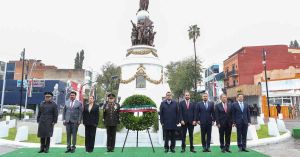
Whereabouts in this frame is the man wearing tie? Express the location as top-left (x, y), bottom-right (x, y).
top-left (63, 91), bottom-right (83, 153)
top-left (215, 94), bottom-right (233, 153)
top-left (196, 93), bottom-right (215, 152)
top-left (179, 91), bottom-right (197, 153)
top-left (232, 93), bottom-right (251, 152)
top-left (160, 91), bottom-right (180, 153)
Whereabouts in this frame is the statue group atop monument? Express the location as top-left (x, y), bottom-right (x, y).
top-left (131, 0), bottom-right (156, 46)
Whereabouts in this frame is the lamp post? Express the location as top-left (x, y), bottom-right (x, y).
top-left (1, 62), bottom-right (7, 113)
top-left (262, 49), bottom-right (271, 117)
top-left (19, 48), bottom-right (26, 120)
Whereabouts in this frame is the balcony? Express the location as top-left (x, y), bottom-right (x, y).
top-left (228, 70), bottom-right (239, 77)
top-left (226, 84), bottom-right (262, 98)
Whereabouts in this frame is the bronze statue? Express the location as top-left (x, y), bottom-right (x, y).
top-left (139, 0), bottom-right (149, 11)
top-left (130, 0), bottom-right (156, 46)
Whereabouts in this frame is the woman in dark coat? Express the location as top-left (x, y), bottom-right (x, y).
top-left (83, 96), bottom-right (99, 153)
top-left (37, 92), bottom-right (58, 153)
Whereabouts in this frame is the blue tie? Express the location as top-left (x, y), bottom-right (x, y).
top-left (240, 102), bottom-right (244, 112)
top-left (205, 102), bottom-right (208, 109)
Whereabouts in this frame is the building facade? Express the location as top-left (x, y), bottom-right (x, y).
top-left (224, 45), bottom-right (300, 117)
top-left (204, 64), bottom-right (222, 101)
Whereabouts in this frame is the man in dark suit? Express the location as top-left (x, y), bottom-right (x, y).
top-left (196, 93), bottom-right (215, 152)
top-left (232, 93), bottom-right (251, 152)
top-left (160, 91), bottom-right (180, 153)
top-left (179, 91), bottom-right (197, 153)
top-left (103, 93), bottom-right (120, 152)
top-left (215, 94), bottom-right (232, 153)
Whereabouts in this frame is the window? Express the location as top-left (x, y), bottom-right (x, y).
top-left (269, 97), bottom-right (292, 106)
top-left (136, 76), bottom-right (146, 88)
top-left (6, 63), bottom-right (15, 72)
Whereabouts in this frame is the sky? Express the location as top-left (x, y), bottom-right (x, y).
top-left (0, 0), bottom-right (300, 74)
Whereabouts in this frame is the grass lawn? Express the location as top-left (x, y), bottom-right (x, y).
top-left (0, 147), bottom-right (269, 157)
top-left (187, 125), bottom-right (282, 145)
top-left (4, 128), bottom-right (85, 146)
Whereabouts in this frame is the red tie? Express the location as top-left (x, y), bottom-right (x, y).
top-left (224, 103), bottom-right (227, 113)
top-left (186, 100), bottom-right (189, 109)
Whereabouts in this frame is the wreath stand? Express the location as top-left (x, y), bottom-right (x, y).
top-left (121, 128), bottom-right (155, 152)
top-left (121, 112), bottom-right (155, 153)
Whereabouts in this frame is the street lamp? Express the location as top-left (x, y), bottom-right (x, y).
top-left (1, 62), bottom-right (7, 114)
top-left (19, 48), bottom-right (26, 120)
top-left (262, 49), bottom-right (271, 117)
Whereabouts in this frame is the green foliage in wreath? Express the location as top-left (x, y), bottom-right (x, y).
top-left (120, 95), bottom-right (158, 131)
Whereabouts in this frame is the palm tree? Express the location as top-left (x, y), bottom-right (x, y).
top-left (188, 25), bottom-right (200, 99)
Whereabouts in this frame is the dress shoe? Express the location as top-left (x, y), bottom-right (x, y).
top-left (190, 149), bottom-right (197, 153)
top-left (221, 149), bottom-right (226, 153)
top-left (207, 148), bottom-right (211, 152)
top-left (238, 148), bottom-right (243, 152)
top-left (181, 149), bottom-right (185, 153)
top-left (226, 149), bottom-right (232, 153)
top-left (242, 148), bottom-right (249, 152)
top-left (164, 149), bottom-right (169, 153)
top-left (44, 149), bottom-right (49, 153)
top-left (65, 149), bottom-right (72, 153)
top-left (38, 149), bottom-right (44, 153)
top-left (170, 149), bottom-right (175, 153)
top-left (202, 149), bottom-right (207, 152)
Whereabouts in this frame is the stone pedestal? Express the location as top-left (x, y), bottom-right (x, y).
top-left (268, 121), bottom-right (280, 137)
top-left (277, 119), bottom-right (287, 132)
top-left (51, 127), bottom-right (62, 144)
top-left (247, 125), bottom-right (258, 140)
top-left (15, 126), bottom-right (29, 142)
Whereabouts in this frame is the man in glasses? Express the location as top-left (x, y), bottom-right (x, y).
top-left (103, 93), bottom-right (120, 152)
top-left (37, 92), bottom-right (58, 153)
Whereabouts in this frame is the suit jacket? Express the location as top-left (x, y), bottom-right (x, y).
top-left (63, 99), bottom-right (83, 123)
top-left (232, 102), bottom-right (251, 125)
top-left (196, 101), bottom-right (215, 125)
top-left (83, 103), bottom-right (100, 127)
top-left (179, 100), bottom-right (197, 123)
top-left (159, 100), bottom-right (180, 130)
top-left (215, 102), bottom-right (233, 126)
top-left (103, 102), bottom-right (120, 126)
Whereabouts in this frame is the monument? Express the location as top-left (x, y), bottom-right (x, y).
top-left (118, 0), bottom-right (170, 106)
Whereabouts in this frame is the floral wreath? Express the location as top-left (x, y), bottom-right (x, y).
top-left (120, 95), bottom-right (157, 131)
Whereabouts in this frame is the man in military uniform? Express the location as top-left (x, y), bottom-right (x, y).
top-left (37, 92), bottom-right (58, 153)
top-left (103, 93), bottom-right (120, 152)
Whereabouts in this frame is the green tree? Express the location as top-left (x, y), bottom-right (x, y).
top-left (188, 24), bottom-right (200, 101)
top-left (294, 40), bottom-right (299, 48)
top-left (166, 56), bottom-right (203, 101)
top-left (74, 53), bottom-right (80, 69)
top-left (290, 40), bottom-right (294, 47)
top-left (95, 62), bottom-right (121, 102)
top-left (74, 50), bottom-right (85, 69)
top-left (79, 49), bottom-right (85, 69)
